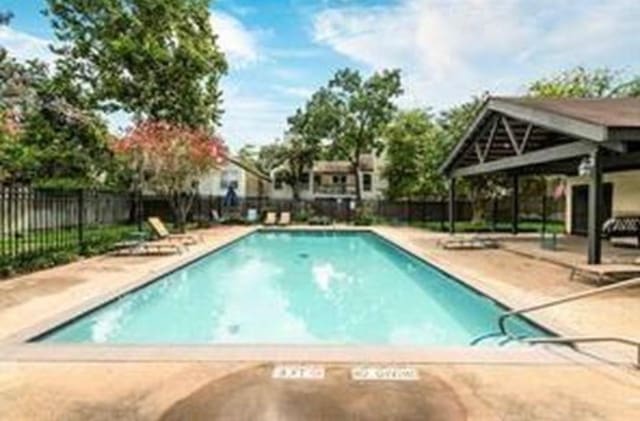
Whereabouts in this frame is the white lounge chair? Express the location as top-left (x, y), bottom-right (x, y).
top-left (437, 235), bottom-right (499, 250)
top-left (264, 212), bottom-right (277, 225)
top-left (278, 212), bottom-right (291, 226)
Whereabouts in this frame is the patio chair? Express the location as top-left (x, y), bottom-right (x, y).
top-left (437, 235), bottom-right (499, 250)
top-left (211, 210), bottom-right (222, 224)
top-left (264, 212), bottom-right (277, 225)
top-left (112, 238), bottom-right (184, 256)
top-left (247, 208), bottom-right (258, 223)
top-left (569, 263), bottom-right (640, 285)
top-left (278, 212), bottom-right (291, 226)
top-left (603, 215), bottom-right (640, 248)
top-left (147, 217), bottom-right (201, 245)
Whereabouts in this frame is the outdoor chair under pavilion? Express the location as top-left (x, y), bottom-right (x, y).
top-left (437, 235), bottom-right (499, 250)
top-left (440, 97), bottom-right (640, 266)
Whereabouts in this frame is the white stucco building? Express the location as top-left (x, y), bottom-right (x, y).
top-left (269, 154), bottom-right (387, 201)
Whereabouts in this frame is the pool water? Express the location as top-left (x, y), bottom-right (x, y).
top-left (38, 231), bottom-right (548, 345)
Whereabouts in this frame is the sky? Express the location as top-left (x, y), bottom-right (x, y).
top-left (2, 0), bottom-right (640, 152)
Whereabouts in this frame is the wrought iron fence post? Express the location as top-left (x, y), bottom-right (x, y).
top-left (541, 194), bottom-right (548, 234)
top-left (78, 189), bottom-right (85, 254)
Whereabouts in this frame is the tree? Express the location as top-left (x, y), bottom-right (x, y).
top-left (383, 109), bottom-right (448, 200)
top-left (46, 0), bottom-right (228, 129)
top-left (113, 120), bottom-right (227, 231)
top-left (0, 55), bottom-right (115, 187)
top-left (303, 68), bottom-right (403, 203)
top-left (528, 67), bottom-right (640, 98)
top-left (241, 138), bottom-right (318, 202)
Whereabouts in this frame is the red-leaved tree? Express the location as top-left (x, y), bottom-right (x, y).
top-left (114, 120), bottom-right (227, 232)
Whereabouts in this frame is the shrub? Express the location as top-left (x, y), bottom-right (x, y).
top-left (353, 204), bottom-right (375, 226)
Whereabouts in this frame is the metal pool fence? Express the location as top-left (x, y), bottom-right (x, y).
top-left (0, 185), bottom-right (132, 274)
top-left (1, 183), bottom-right (564, 275)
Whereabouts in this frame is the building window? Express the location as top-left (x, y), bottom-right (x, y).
top-left (332, 175), bottom-right (346, 184)
top-left (314, 174), bottom-right (321, 186)
top-left (220, 170), bottom-right (240, 190)
top-left (363, 173), bottom-right (372, 192)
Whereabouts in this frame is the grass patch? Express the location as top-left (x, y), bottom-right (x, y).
top-left (0, 224), bottom-right (147, 278)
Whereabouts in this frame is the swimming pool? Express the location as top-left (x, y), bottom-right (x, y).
top-left (37, 230), bottom-right (549, 345)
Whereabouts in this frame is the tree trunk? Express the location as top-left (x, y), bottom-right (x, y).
top-left (169, 191), bottom-right (195, 233)
top-left (292, 183), bottom-right (301, 202)
top-left (354, 165), bottom-right (361, 204)
top-left (352, 150), bottom-right (362, 206)
top-left (470, 200), bottom-right (486, 225)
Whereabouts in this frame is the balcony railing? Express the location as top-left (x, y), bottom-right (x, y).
top-left (313, 184), bottom-right (357, 195)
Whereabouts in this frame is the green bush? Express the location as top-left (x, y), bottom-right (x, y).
top-left (353, 204), bottom-right (375, 226)
top-left (294, 207), bottom-right (314, 223)
top-left (308, 216), bottom-right (332, 225)
top-left (0, 224), bottom-right (141, 279)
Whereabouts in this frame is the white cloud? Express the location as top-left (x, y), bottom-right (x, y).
top-left (210, 11), bottom-right (260, 67)
top-left (219, 81), bottom-right (292, 151)
top-left (0, 26), bottom-right (55, 64)
top-left (273, 85), bottom-right (314, 98)
top-left (313, 0), bottom-right (640, 109)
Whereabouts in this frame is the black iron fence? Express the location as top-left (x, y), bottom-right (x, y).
top-left (0, 185), bottom-right (132, 275)
top-left (1, 183), bottom-right (565, 275)
top-left (168, 194), bottom-right (563, 227)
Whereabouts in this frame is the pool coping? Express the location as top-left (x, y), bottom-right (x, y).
top-left (0, 225), bottom-right (631, 367)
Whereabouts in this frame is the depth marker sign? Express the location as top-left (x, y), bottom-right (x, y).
top-left (351, 366), bottom-right (419, 381)
top-left (272, 365), bottom-right (325, 380)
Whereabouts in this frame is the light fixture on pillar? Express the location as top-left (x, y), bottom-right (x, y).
top-left (578, 156), bottom-right (594, 176)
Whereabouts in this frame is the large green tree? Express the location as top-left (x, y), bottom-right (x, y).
top-left (240, 136), bottom-right (319, 202)
top-left (238, 143), bottom-right (286, 176)
top-left (0, 59), bottom-right (114, 186)
top-left (383, 109), bottom-right (447, 200)
top-left (302, 68), bottom-right (403, 202)
top-left (45, 0), bottom-right (228, 129)
top-left (1, 12), bottom-right (115, 186)
top-left (528, 67), bottom-right (640, 98)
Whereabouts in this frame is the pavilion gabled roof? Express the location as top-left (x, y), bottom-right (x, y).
top-left (441, 97), bottom-right (640, 178)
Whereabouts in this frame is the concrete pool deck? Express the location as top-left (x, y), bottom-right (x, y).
top-left (0, 225), bottom-right (639, 419)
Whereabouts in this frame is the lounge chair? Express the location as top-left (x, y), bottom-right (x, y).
top-left (437, 235), bottom-right (499, 250)
top-left (147, 217), bottom-right (201, 245)
top-left (278, 211), bottom-right (291, 226)
top-left (247, 208), bottom-right (258, 223)
top-left (211, 210), bottom-right (222, 224)
top-left (264, 212), bottom-right (277, 225)
top-left (569, 264), bottom-right (640, 285)
top-left (112, 238), bottom-right (184, 256)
